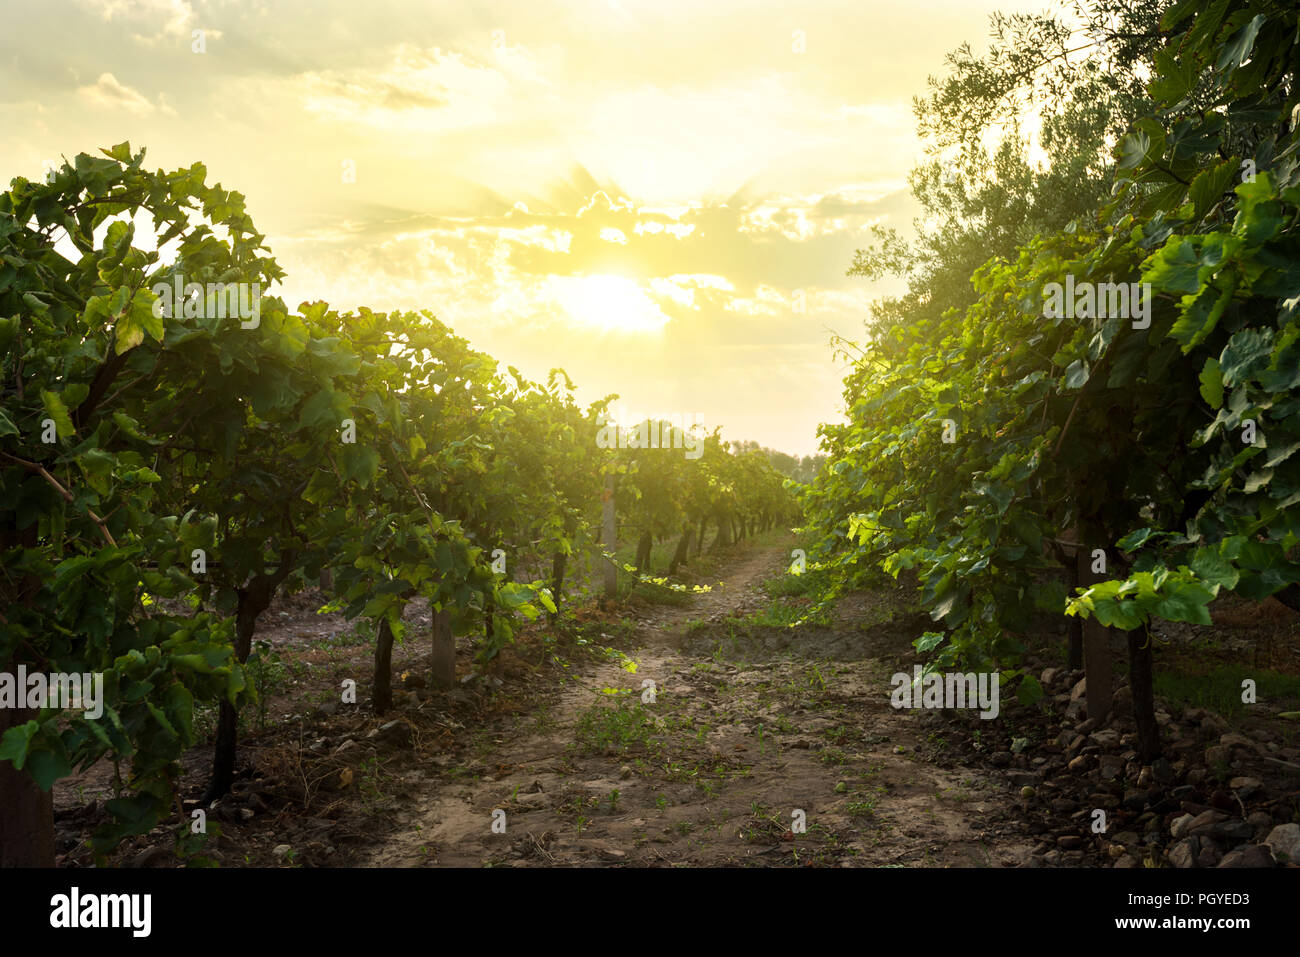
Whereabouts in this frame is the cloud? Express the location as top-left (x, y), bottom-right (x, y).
top-left (294, 44), bottom-right (550, 131)
top-left (265, 179), bottom-right (893, 357)
top-left (578, 190), bottom-right (635, 217)
top-left (79, 0), bottom-right (214, 45)
top-left (649, 274), bottom-right (734, 309)
top-left (75, 72), bottom-right (159, 114)
top-left (634, 219), bottom-right (695, 238)
top-left (306, 75), bottom-right (448, 112)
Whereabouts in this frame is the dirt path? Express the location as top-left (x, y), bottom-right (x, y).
top-left (361, 543), bottom-right (1035, 867)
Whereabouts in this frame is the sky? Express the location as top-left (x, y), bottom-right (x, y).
top-left (1, 0), bottom-right (1047, 457)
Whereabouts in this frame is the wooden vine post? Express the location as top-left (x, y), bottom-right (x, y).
top-left (430, 607), bottom-right (455, 689)
top-left (602, 474), bottom-right (617, 601)
top-left (1078, 540), bottom-right (1112, 723)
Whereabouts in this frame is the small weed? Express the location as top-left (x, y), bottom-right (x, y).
top-left (846, 798), bottom-right (878, 818)
top-left (819, 747), bottom-right (848, 766)
top-left (574, 699), bottom-right (659, 755)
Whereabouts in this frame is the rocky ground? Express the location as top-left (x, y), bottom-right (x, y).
top-left (916, 663), bottom-right (1300, 868)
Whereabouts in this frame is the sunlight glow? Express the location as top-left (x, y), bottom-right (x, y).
top-left (551, 273), bottom-right (669, 334)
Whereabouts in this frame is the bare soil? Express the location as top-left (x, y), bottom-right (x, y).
top-left (53, 536), bottom-right (1037, 867)
top-left (53, 535), bottom-right (1298, 869)
top-left (356, 542), bottom-right (1033, 867)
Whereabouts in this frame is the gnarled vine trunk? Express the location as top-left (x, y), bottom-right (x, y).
top-left (0, 701), bottom-right (54, 867)
top-left (634, 529), bottom-right (654, 572)
top-left (0, 523), bottom-right (54, 867)
top-left (1129, 627), bottom-right (1160, 762)
top-left (373, 617), bottom-right (395, 714)
top-left (668, 523), bottom-right (693, 575)
top-left (206, 557), bottom-right (294, 803)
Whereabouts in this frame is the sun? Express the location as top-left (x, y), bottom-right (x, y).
top-left (551, 273), bottom-right (669, 334)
